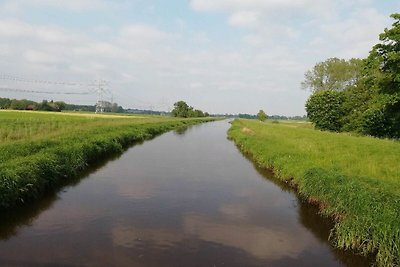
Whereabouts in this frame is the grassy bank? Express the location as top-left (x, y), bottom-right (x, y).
top-left (0, 111), bottom-right (216, 209)
top-left (228, 119), bottom-right (400, 266)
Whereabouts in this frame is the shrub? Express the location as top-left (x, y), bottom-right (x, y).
top-left (305, 90), bottom-right (345, 132)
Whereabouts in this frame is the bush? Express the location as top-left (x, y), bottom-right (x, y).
top-left (360, 94), bottom-right (400, 138)
top-left (305, 90), bottom-right (345, 132)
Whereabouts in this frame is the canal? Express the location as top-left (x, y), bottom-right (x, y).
top-left (0, 120), bottom-right (370, 266)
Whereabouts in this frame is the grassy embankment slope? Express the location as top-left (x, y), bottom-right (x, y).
top-left (0, 110), bottom-right (215, 209)
top-left (228, 119), bottom-right (399, 266)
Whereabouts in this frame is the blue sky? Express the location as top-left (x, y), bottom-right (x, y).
top-left (0, 0), bottom-right (399, 115)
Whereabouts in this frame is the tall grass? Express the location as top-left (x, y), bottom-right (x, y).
top-left (228, 119), bottom-right (400, 266)
top-left (0, 111), bottom-right (215, 209)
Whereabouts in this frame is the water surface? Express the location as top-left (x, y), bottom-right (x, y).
top-left (0, 121), bottom-right (370, 266)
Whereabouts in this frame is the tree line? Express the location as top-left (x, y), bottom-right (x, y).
top-left (0, 98), bottom-right (67, 112)
top-left (0, 97), bottom-right (124, 113)
top-left (303, 13), bottom-right (400, 138)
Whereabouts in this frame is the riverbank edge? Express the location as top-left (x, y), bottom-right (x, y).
top-left (0, 118), bottom-right (216, 210)
top-left (227, 119), bottom-right (399, 267)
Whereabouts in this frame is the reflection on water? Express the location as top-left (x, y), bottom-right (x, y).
top-left (0, 121), bottom-right (371, 266)
top-left (173, 126), bottom-right (190, 136)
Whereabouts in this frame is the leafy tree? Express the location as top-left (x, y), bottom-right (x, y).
top-left (371, 13), bottom-right (400, 94)
top-left (9, 99), bottom-right (35, 110)
top-left (303, 13), bottom-right (400, 138)
top-left (187, 106), bottom-right (195, 118)
top-left (257, 110), bottom-right (267, 121)
top-left (305, 90), bottom-right (345, 132)
top-left (37, 100), bottom-right (54, 111)
top-left (359, 94), bottom-right (399, 137)
top-left (63, 103), bottom-right (96, 112)
top-left (340, 83), bottom-right (377, 132)
top-left (0, 98), bottom-right (11, 109)
top-left (171, 101), bottom-right (190, 117)
top-left (53, 101), bottom-right (66, 111)
top-left (359, 13), bottom-right (400, 137)
top-left (301, 58), bottom-right (363, 93)
top-left (171, 101), bottom-right (206, 118)
top-left (111, 103), bottom-right (124, 113)
top-left (238, 114), bottom-right (256, 119)
top-left (193, 109), bottom-right (205, 117)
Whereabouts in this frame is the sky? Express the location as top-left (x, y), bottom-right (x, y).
top-left (0, 0), bottom-right (399, 115)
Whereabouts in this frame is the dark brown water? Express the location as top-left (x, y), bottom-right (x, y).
top-left (0, 121), bottom-right (371, 267)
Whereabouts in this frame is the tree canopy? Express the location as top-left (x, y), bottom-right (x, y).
top-left (304, 13), bottom-right (400, 138)
top-left (171, 101), bottom-right (208, 118)
top-left (306, 90), bottom-right (345, 132)
top-left (257, 110), bottom-right (267, 121)
top-left (301, 58), bottom-right (363, 93)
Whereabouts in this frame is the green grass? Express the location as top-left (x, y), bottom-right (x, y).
top-left (0, 110), bottom-right (216, 209)
top-left (228, 119), bottom-right (400, 267)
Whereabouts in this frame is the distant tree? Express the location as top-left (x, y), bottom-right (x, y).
top-left (187, 106), bottom-right (195, 117)
top-left (257, 110), bottom-right (267, 121)
top-left (37, 100), bottom-right (54, 111)
top-left (111, 103), bottom-right (120, 113)
top-left (171, 101), bottom-right (206, 118)
top-left (193, 109), bottom-right (205, 117)
top-left (116, 105), bottom-right (124, 113)
top-left (238, 113), bottom-right (257, 119)
top-left (53, 101), bottom-right (66, 111)
top-left (0, 98), bottom-right (11, 109)
top-left (10, 99), bottom-right (35, 110)
top-left (8, 99), bottom-right (20, 110)
top-left (95, 100), bottom-right (113, 112)
top-left (171, 101), bottom-right (190, 117)
top-left (301, 58), bottom-right (363, 93)
top-left (64, 103), bottom-right (96, 112)
top-left (204, 112), bottom-right (210, 117)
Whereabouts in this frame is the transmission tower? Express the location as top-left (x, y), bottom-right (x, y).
top-left (93, 80), bottom-right (110, 113)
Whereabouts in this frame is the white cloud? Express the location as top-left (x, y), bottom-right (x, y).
top-left (242, 24), bottom-right (299, 46)
top-left (229, 11), bottom-right (260, 27)
top-left (1, 0), bottom-right (107, 12)
top-left (186, 0), bottom-right (397, 114)
top-left (192, 32), bottom-right (211, 44)
top-left (34, 0), bottom-right (106, 11)
top-left (183, 214), bottom-right (314, 260)
top-left (175, 18), bottom-right (187, 31)
top-left (191, 0), bottom-right (308, 12)
top-left (0, 1), bottom-right (397, 115)
top-left (190, 0), bottom-right (336, 17)
top-left (190, 0), bottom-right (392, 60)
top-left (25, 49), bottom-right (61, 64)
top-left (307, 8), bottom-right (389, 58)
top-left (118, 25), bottom-right (173, 45)
top-left (0, 20), bottom-right (79, 44)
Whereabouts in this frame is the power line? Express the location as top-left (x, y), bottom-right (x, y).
top-left (0, 74), bottom-right (96, 87)
top-left (0, 74), bottom-right (112, 100)
top-left (0, 87), bottom-right (93, 95)
top-left (0, 73), bottom-right (168, 112)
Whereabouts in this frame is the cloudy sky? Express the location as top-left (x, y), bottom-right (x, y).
top-left (0, 0), bottom-right (399, 115)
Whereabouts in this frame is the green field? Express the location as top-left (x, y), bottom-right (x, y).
top-left (228, 119), bottom-right (400, 266)
top-left (0, 110), bottom-right (215, 209)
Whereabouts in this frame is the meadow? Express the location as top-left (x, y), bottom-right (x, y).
top-left (0, 110), bottom-right (215, 209)
top-left (228, 119), bottom-right (400, 267)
